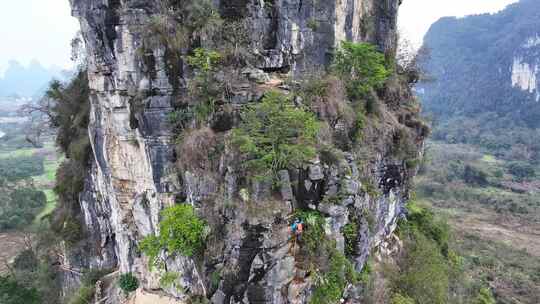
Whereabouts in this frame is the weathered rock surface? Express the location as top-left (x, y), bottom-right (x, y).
top-left (65, 0), bottom-right (421, 303)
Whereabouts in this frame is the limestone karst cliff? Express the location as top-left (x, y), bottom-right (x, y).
top-left (62, 0), bottom-right (425, 303)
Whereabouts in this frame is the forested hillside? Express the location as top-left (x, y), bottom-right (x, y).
top-left (420, 0), bottom-right (540, 163)
top-left (421, 0), bottom-right (540, 124)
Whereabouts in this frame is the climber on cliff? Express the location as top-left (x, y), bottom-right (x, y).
top-left (290, 218), bottom-right (304, 242)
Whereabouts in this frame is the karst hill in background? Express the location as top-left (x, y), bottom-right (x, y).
top-left (420, 0), bottom-right (540, 128)
top-left (0, 60), bottom-right (62, 98)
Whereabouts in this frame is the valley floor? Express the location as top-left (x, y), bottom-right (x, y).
top-left (417, 141), bottom-right (540, 303)
top-left (0, 231), bottom-right (28, 274)
top-left (0, 131), bottom-right (60, 273)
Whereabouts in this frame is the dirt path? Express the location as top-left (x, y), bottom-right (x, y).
top-left (0, 231), bottom-right (28, 274)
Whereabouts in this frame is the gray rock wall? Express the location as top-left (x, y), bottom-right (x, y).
top-left (66, 1), bottom-right (415, 303)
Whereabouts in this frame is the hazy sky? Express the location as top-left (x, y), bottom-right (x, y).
top-left (0, 0), bottom-right (79, 75)
top-left (399, 0), bottom-right (519, 47)
top-left (0, 0), bottom-right (521, 75)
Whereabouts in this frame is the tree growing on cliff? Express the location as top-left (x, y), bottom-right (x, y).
top-left (140, 204), bottom-right (208, 268)
top-left (232, 91), bottom-right (319, 177)
top-left (27, 70), bottom-right (92, 244)
top-left (333, 41), bottom-right (391, 100)
top-left (187, 48), bottom-right (223, 125)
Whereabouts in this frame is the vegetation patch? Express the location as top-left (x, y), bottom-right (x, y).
top-left (292, 210), bottom-right (360, 304)
top-left (332, 41), bottom-right (390, 100)
top-left (342, 220), bottom-right (358, 257)
top-left (394, 230), bottom-right (450, 304)
top-left (310, 246), bottom-right (358, 304)
top-left (68, 285), bottom-right (96, 304)
top-left (294, 210), bottom-right (327, 253)
top-left (140, 204), bottom-right (208, 268)
top-left (390, 293), bottom-right (415, 304)
top-left (187, 48), bottom-right (223, 125)
top-left (400, 201), bottom-right (450, 256)
top-left (0, 275), bottom-right (41, 304)
top-left (35, 70), bottom-right (92, 243)
top-left (118, 272), bottom-right (139, 293)
top-left (0, 187), bottom-right (46, 230)
top-left (232, 91), bottom-right (319, 177)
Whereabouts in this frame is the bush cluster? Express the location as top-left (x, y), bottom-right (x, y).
top-left (140, 204), bottom-right (208, 268)
top-left (187, 48), bottom-right (223, 125)
top-left (294, 210), bottom-right (327, 253)
top-left (400, 201), bottom-right (450, 256)
top-left (0, 275), bottom-right (41, 304)
top-left (332, 41), bottom-right (390, 100)
top-left (68, 285), bottom-right (95, 304)
top-left (506, 161), bottom-right (535, 181)
top-left (310, 246), bottom-right (358, 304)
top-left (292, 210), bottom-right (359, 304)
top-left (232, 91), bottom-right (319, 177)
top-left (1, 245), bottom-right (60, 304)
top-left (0, 187), bottom-right (46, 230)
top-left (47, 70), bottom-right (91, 161)
top-left (68, 268), bottom-right (113, 304)
top-left (342, 221), bottom-right (358, 257)
top-left (118, 273), bottom-right (139, 293)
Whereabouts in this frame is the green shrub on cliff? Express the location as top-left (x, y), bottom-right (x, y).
top-left (46, 70), bottom-right (91, 162)
top-left (40, 70), bottom-right (91, 243)
top-left (291, 211), bottom-right (359, 304)
top-left (232, 91), bottom-right (319, 176)
top-left (333, 41), bottom-right (390, 99)
top-left (68, 268), bottom-right (113, 304)
top-left (473, 288), bottom-right (496, 304)
top-left (399, 201), bottom-right (450, 257)
top-left (168, 48), bottom-right (223, 131)
top-left (294, 210), bottom-right (326, 253)
top-left (187, 48), bottom-right (223, 125)
top-left (118, 273), bottom-right (139, 293)
top-left (310, 246), bottom-right (358, 304)
top-left (391, 293), bottom-right (415, 304)
top-left (68, 285), bottom-right (94, 304)
top-left (140, 204), bottom-right (208, 268)
top-left (342, 220), bottom-right (358, 256)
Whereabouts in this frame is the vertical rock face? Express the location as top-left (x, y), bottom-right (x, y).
top-left (67, 0), bottom-right (420, 303)
top-left (511, 56), bottom-right (540, 102)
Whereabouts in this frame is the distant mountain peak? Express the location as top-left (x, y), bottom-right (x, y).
top-left (0, 59), bottom-right (62, 97)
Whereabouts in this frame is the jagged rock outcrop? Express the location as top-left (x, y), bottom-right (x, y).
top-left (65, 0), bottom-right (423, 303)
